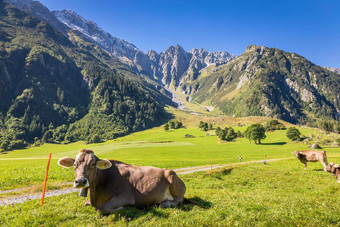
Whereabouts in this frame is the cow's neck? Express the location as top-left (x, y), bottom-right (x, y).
top-left (89, 183), bottom-right (96, 207)
top-left (89, 169), bottom-right (99, 207)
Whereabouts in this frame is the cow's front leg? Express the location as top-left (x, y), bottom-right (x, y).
top-left (322, 163), bottom-right (327, 172)
top-left (304, 163), bottom-right (307, 170)
top-left (100, 195), bottom-right (135, 214)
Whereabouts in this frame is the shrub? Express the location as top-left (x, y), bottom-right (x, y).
top-left (174, 120), bottom-right (183, 129)
top-left (236, 130), bottom-right (243, 138)
top-left (90, 135), bottom-right (102, 143)
top-left (286, 127), bottom-right (301, 141)
top-left (166, 120), bottom-right (183, 130)
top-left (202, 123), bottom-right (208, 131)
top-left (169, 121), bottom-right (175, 129)
top-left (244, 123), bottom-right (266, 144)
top-left (226, 127), bottom-right (237, 141)
top-left (0, 140), bottom-right (10, 151)
top-left (199, 121), bottom-right (209, 131)
top-left (264, 120), bottom-right (286, 131)
top-left (9, 140), bottom-right (28, 149)
top-left (215, 127), bottom-right (222, 137)
top-left (215, 126), bottom-right (238, 141)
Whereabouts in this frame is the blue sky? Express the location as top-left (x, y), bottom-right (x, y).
top-left (40, 0), bottom-right (340, 68)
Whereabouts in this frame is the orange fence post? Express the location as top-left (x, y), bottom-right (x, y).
top-left (210, 160), bottom-right (213, 177)
top-left (41, 153), bottom-right (52, 206)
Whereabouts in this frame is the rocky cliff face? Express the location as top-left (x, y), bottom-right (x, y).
top-left (5, 0), bottom-right (339, 125)
top-left (148, 45), bottom-right (235, 86)
top-left (53, 10), bottom-right (236, 86)
top-left (4, 0), bottom-right (236, 89)
top-left (325, 67), bottom-right (340, 74)
top-left (181, 45), bottom-right (340, 123)
top-left (53, 9), bottom-right (152, 72)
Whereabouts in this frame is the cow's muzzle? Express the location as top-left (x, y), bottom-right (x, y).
top-left (74, 178), bottom-right (90, 188)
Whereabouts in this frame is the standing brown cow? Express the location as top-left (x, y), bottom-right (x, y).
top-left (325, 162), bottom-right (340, 183)
top-left (58, 149), bottom-right (186, 213)
top-left (294, 150), bottom-right (328, 170)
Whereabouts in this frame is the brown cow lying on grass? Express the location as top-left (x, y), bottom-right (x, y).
top-left (294, 150), bottom-right (328, 170)
top-left (58, 149), bottom-right (186, 213)
top-left (325, 162), bottom-right (340, 183)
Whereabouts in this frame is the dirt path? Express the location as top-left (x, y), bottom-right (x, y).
top-left (0, 157), bottom-right (293, 206)
top-left (0, 188), bottom-right (78, 206)
top-left (174, 157), bottom-right (292, 174)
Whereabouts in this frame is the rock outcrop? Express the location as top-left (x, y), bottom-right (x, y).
top-left (181, 45), bottom-right (340, 123)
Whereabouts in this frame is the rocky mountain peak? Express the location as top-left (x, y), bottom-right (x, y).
top-left (6, 0), bottom-right (236, 91)
top-left (245, 44), bottom-right (269, 55)
top-left (53, 9), bottom-right (142, 65)
top-left (147, 50), bottom-right (160, 62)
top-left (325, 67), bottom-right (340, 74)
top-left (164, 44), bottom-right (186, 55)
top-left (53, 10), bottom-right (100, 35)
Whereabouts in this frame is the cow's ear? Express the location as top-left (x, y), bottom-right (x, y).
top-left (96, 159), bottom-right (112, 169)
top-left (58, 157), bottom-right (74, 168)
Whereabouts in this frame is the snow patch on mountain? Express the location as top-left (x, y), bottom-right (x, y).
top-left (53, 9), bottom-right (140, 60)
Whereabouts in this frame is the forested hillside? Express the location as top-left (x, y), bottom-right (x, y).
top-left (0, 1), bottom-right (167, 150)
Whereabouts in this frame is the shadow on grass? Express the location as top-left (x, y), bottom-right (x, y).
top-left (106, 196), bottom-right (212, 220)
top-left (312, 169), bottom-right (326, 172)
top-left (214, 168), bottom-right (234, 180)
top-left (110, 206), bottom-right (169, 221)
top-left (261, 142), bottom-right (287, 145)
top-left (181, 196), bottom-right (212, 211)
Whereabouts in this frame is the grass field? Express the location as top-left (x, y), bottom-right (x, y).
top-left (1, 159), bottom-right (340, 226)
top-left (1, 112), bottom-right (340, 226)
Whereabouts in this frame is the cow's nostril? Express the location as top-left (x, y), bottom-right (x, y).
top-left (75, 179), bottom-right (79, 184)
top-left (83, 179), bottom-right (87, 184)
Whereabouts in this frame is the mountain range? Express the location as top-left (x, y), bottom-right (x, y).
top-left (4, 0), bottom-right (236, 87)
top-left (181, 45), bottom-right (340, 123)
top-left (0, 0), bottom-right (168, 149)
top-left (0, 0), bottom-right (339, 149)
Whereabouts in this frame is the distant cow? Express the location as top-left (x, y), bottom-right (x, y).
top-left (58, 149), bottom-right (186, 213)
top-left (294, 150), bottom-right (328, 170)
top-left (325, 163), bottom-right (340, 183)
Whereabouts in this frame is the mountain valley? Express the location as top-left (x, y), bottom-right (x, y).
top-left (0, 0), bottom-right (339, 149)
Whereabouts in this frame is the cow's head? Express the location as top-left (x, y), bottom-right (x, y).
top-left (58, 149), bottom-right (112, 188)
top-left (333, 164), bottom-right (340, 184)
top-left (325, 162), bottom-right (335, 175)
top-left (294, 150), bottom-right (302, 159)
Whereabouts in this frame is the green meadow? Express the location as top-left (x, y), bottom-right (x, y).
top-left (1, 159), bottom-right (340, 226)
top-left (1, 113), bottom-right (340, 226)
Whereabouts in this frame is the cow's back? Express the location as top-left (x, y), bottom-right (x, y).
top-left (301, 150), bottom-right (326, 162)
top-left (117, 163), bottom-right (172, 205)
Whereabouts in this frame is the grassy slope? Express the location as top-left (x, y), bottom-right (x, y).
top-left (0, 109), bottom-right (339, 190)
top-left (1, 110), bottom-right (340, 225)
top-left (1, 159), bottom-right (340, 226)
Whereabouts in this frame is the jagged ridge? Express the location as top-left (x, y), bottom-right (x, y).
top-left (181, 45), bottom-right (340, 123)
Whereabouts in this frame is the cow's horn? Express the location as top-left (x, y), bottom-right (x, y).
top-left (334, 164), bottom-right (339, 168)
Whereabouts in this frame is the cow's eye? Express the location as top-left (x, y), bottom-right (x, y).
top-left (90, 163), bottom-right (96, 168)
top-left (73, 163), bottom-right (77, 168)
